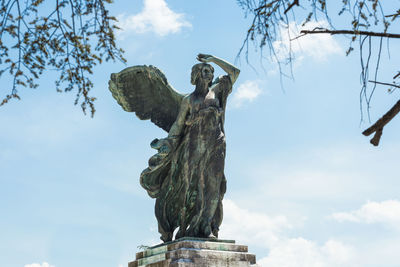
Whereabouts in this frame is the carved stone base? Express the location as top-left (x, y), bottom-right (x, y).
top-left (129, 237), bottom-right (259, 267)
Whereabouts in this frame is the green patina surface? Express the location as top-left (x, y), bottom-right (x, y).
top-left (109, 54), bottom-right (240, 243)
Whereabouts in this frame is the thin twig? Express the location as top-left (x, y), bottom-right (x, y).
top-left (368, 80), bottom-right (400, 88)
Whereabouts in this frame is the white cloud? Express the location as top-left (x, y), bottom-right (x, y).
top-left (331, 200), bottom-right (400, 229)
top-left (259, 238), bottom-right (355, 267)
top-left (220, 199), bottom-right (291, 247)
top-left (24, 263), bottom-right (54, 267)
top-left (224, 144), bottom-right (400, 266)
top-left (219, 199), bottom-right (356, 267)
top-left (273, 21), bottom-right (342, 63)
top-left (237, 145), bottom-right (396, 205)
top-left (117, 0), bottom-right (191, 38)
top-left (230, 80), bottom-right (263, 108)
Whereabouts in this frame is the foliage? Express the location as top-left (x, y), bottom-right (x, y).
top-left (237, 0), bottom-right (400, 145)
top-left (0, 0), bottom-right (125, 116)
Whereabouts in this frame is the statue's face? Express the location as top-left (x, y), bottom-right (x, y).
top-left (201, 65), bottom-right (213, 83)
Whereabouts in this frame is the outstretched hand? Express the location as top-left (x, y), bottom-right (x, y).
top-left (197, 53), bottom-right (214, 63)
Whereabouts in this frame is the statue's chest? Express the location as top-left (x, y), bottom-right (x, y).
top-left (191, 91), bottom-right (220, 113)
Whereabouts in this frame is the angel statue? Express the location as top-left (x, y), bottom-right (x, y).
top-left (109, 54), bottom-right (240, 242)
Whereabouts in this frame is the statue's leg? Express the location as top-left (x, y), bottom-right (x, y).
top-left (174, 206), bottom-right (187, 239)
top-left (211, 175), bottom-right (226, 237)
top-left (198, 148), bottom-right (225, 238)
top-left (159, 225), bottom-right (173, 242)
top-left (155, 198), bottom-right (173, 242)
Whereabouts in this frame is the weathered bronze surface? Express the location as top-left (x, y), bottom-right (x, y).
top-left (109, 54), bottom-right (240, 242)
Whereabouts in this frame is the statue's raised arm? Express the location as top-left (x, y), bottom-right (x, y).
top-left (197, 53), bottom-right (240, 84)
top-left (109, 55), bottom-right (240, 243)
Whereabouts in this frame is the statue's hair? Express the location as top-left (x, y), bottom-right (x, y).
top-left (190, 63), bottom-right (214, 85)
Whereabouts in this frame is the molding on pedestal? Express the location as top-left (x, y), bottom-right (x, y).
top-left (129, 238), bottom-right (259, 267)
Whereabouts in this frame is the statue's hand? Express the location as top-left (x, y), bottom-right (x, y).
top-left (197, 53), bottom-right (214, 63)
top-left (150, 138), bottom-right (174, 156)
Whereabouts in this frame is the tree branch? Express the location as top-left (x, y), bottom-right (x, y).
top-left (0, 0), bottom-right (124, 114)
top-left (254, 0), bottom-right (279, 12)
top-left (368, 80), bottom-right (400, 89)
top-left (300, 28), bottom-right (400, 39)
top-left (284, 0), bottom-right (299, 14)
top-left (362, 99), bottom-right (400, 146)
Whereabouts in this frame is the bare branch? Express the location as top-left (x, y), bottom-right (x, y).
top-left (368, 80), bottom-right (400, 89)
top-left (284, 0), bottom-right (299, 14)
top-left (237, 0), bottom-right (400, 146)
top-left (300, 28), bottom-right (400, 39)
top-left (362, 100), bottom-right (400, 146)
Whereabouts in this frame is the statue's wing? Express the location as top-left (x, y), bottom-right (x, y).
top-left (109, 65), bottom-right (185, 132)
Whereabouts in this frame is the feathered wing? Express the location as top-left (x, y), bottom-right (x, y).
top-left (109, 65), bottom-right (185, 132)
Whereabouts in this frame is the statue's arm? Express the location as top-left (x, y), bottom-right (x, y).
top-left (168, 96), bottom-right (190, 138)
top-left (197, 54), bottom-right (240, 84)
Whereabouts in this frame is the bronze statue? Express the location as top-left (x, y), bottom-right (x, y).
top-left (109, 54), bottom-right (240, 242)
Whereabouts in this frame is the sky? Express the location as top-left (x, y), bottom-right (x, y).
top-left (1, 0), bottom-right (400, 267)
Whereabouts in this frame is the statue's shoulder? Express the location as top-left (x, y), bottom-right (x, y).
top-left (182, 94), bottom-right (191, 103)
top-left (180, 94), bottom-right (191, 109)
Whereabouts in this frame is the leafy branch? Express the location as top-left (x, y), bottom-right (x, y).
top-left (0, 0), bottom-right (126, 116)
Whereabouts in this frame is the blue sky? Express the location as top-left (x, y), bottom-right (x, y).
top-left (1, 0), bottom-right (400, 266)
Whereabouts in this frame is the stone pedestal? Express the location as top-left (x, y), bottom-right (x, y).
top-left (129, 237), bottom-right (259, 267)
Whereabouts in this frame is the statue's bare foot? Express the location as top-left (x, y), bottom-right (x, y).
top-left (207, 233), bottom-right (217, 239)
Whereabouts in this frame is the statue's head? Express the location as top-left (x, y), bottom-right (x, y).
top-left (191, 63), bottom-right (214, 86)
